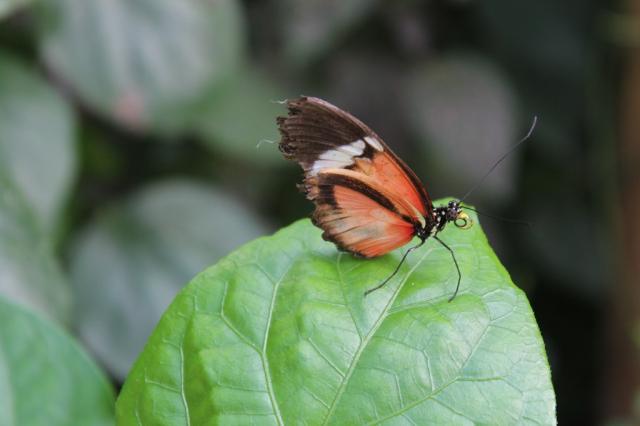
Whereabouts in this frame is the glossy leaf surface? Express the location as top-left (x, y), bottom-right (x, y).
top-left (117, 205), bottom-right (556, 424)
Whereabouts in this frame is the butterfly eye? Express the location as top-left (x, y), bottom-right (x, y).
top-left (455, 212), bottom-right (473, 230)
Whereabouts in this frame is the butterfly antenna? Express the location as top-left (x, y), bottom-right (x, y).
top-left (461, 206), bottom-right (532, 228)
top-left (364, 239), bottom-right (426, 297)
top-left (460, 116), bottom-right (538, 203)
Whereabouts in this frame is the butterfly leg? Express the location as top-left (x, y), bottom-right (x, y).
top-left (433, 236), bottom-right (461, 302)
top-left (364, 239), bottom-right (426, 297)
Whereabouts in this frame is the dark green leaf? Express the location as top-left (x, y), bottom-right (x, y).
top-left (70, 179), bottom-right (269, 380)
top-left (0, 297), bottom-right (114, 426)
top-left (39, 0), bottom-right (245, 133)
top-left (117, 203), bottom-right (556, 424)
top-left (0, 51), bottom-right (76, 233)
top-left (0, 172), bottom-right (70, 324)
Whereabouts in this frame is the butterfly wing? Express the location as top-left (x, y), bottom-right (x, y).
top-left (306, 171), bottom-right (415, 258)
top-left (278, 97), bottom-right (433, 219)
top-left (278, 97), bottom-right (434, 257)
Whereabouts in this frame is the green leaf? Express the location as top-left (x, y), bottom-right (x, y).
top-left (0, 0), bottom-right (30, 19)
top-left (0, 297), bottom-right (115, 426)
top-left (195, 69), bottom-right (287, 166)
top-left (38, 0), bottom-right (245, 133)
top-left (116, 202), bottom-right (556, 424)
top-left (70, 179), bottom-right (269, 380)
top-left (0, 172), bottom-right (71, 324)
top-left (0, 51), bottom-right (76, 233)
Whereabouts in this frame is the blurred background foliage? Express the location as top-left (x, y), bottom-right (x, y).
top-left (0, 0), bottom-right (634, 424)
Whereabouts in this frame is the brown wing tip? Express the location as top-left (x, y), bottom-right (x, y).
top-left (276, 97), bottom-right (315, 160)
top-left (285, 96), bottom-right (314, 108)
top-left (275, 95), bottom-right (365, 169)
top-left (276, 111), bottom-right (295, 158)
top-left (282, 96), bottom-right (331, 116)
top-left (277, 96), bottom-right (309, 116)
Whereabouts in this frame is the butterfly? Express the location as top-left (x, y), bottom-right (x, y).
top-left (277, 96), bottom-right (474, 299)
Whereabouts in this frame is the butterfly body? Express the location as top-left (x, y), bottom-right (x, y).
top-left (277, 96), bottom-right (471, 261)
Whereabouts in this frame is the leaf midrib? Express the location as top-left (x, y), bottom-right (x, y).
top-left (322, 248), bottom-right (434, 425)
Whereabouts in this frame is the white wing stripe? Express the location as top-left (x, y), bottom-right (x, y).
top-left (310, 140), bottom-right (366, 175)
top-left (364, 136), bottom-right (383, 151)
top-left (339, 140), bottom-right (366, 155)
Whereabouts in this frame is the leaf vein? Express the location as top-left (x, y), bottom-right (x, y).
top-left (336, 253), bottom-right (363, 339)
top-left (308, 337), bottom-right (346, 378)
top-left (179, 345), bottom-right (191, 426)
top-left (322, 248), bottom-right (434, 425)
top-left (260, 261), bottom-right (293, 426)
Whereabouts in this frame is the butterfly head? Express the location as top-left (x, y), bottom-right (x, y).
top-left (431, 201), bottom-right (473, 235)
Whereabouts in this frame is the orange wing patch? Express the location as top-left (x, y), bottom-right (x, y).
top-left (351, 147), bottom-right (429, 218)
top-left (309, 175), bottom-right (415, 258)
top-left (308, 168), bottom-right (424, 225)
